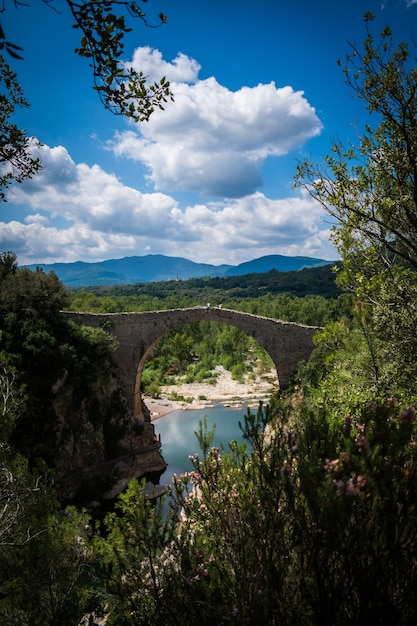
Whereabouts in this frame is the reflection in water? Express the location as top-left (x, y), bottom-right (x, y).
top-left (154, 404), bottom-right (252, 485)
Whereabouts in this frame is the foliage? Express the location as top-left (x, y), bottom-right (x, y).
top-left (290, 398), bottom-right (417, 625)
top-left (68, 263), bottom-right (344, 308)
top-left (66, 269), bottom-right (349, 393)
top-left (0, 251), bottom-right (17, 279)
top-left (0, 1), bottom-right (172, 204)
top-left (67, 268), bottom-right (349, 393)
top-left (0, 255), bottom-right (119, 465)
top-left (140, 321), bottom-right (274, 393)
top-left (2, 0), bottom-right (172, 123)
top-left (368, 268), bottom-right (417, 395)
top-left (68, 285), bottom-right (347, 325)
top-left (0, 348), bottom-right (100, 625)
top-left (296, 315), bottom-right (382, 407)
top-left (295, 14), bottom-right (417, 274)
top-left (0, 353), bottom-right (26, 442)
top-left (93, 478), bottom-right (180, 625)
top-left (2, 15), bottom-right (417, 625)
top-left (69, 0), bottom-right (173, 121)
top-left (0, 357), bottom-right (33, 549)
top-left (90, 396), bottom-right (417, 625)
top-left (0, 55), bottom-right (41, 200)
top-left (0, 504), bottom-right (101, 626)
top-left (25, 513), bottom-right (100, 623)
top-left (295, 15), bottom-right (417, 400)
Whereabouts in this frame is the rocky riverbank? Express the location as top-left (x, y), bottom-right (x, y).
top-left (145, 365), bottom-right (278, 419)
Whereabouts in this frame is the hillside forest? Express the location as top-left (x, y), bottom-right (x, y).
top-left (1, 15), bottom-right (417, 626)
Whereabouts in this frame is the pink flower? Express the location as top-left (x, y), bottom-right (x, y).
top-left (346, 478), bottom-right (355, 495)
top-left (400, 407), bottom-right (415, 425)
top-left (324, 458), bottom-right (340, 472)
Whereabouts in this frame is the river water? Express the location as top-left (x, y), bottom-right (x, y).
top-left (153, 404), bottom-right (255, 485)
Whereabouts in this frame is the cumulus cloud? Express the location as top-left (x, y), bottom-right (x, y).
top-left (4, 144), bottom-right (336, 265)
top-left (0, 219), bottom-right (138, 264)
top-left (125, 47), bottom-right (201, 84)
top-left (161, 190), bottom-right (331, 262)
top-left (110, 48), bottom-right (323, 197)
top-left (24, 213), bottom-right (49, 226)
top-left (3, 48), bottom-right (334, 266)
top-left (13, 144), bottom-right (180, 237)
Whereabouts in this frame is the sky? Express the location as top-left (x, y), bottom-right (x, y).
top-left (2, 0), bottom-right (417, 267)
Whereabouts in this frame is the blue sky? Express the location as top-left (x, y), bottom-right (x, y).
top-left (2, 0), bottom-right (417, 266)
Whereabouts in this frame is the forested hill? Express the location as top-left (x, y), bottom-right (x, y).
top-left (73, 263), bottom-right (342, 301)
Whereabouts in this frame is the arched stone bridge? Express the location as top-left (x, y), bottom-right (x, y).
top-left (64, 307), bottom-right (320, 416)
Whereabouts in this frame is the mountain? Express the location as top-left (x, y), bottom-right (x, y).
top-left (25, 255), bottom-right (233, 287)
top-left (24, 254), bottom-right (333, 287)
top-left (225, 254), bottom-right (329, 276)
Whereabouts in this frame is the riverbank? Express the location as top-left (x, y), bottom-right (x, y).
top-left (145, 365), bottom-right (278, 420)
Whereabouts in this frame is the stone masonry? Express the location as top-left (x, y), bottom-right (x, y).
top-left (64, 307), bottom-right (320, 416)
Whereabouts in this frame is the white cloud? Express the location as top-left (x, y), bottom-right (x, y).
top-left (111, 48), bottom-right (323, 197)
top-left (0, 220), bottom-right (138, 265)
top-left (126, 47), bottom-right (201, 84)
top-left (5, 143), bottom-right (336, 265)
top-left (24, 213), bottom-right (49, 226)
top-left (3, 48), bottom-right (335, 267)
top-left (12, 144), bottom-right (180, 237)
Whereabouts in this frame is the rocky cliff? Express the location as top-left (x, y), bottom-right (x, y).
top-left (51, 372), bottom-right (167, 508)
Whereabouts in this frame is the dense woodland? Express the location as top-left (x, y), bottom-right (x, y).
top-left (68, 262), bottom-right (343, 305)
top-left (2, 14), bottom-right (417, 626)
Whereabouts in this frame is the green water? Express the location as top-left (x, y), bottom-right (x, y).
top-left (154, 404), bottom-right (254, 485)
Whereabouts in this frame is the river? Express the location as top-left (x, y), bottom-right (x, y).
top-left (154, 404), bottom-right (255, 485)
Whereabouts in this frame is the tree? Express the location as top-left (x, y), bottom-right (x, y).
top-left (0, 1), bottom-right (173, 201)
top-left (2, 0), bottom-right (173, 123)
top-left (0, 252), bottom-right (17, 280)
top-left (0, 55), bottom-right (41, 201)
top-left (294, 15), bottom-right (417, 393)
top-left (69, 0), bottom-right (172, 121)
top-left (0, 356), bottom-right (30, 548)
top-left (0, 261), bottom-right (122, 468)
top-left (1, 505), bottom-right (101, 625)
top-left (94, 398), bottom-right (417, 625)
top-left (295, 13), bottom-right (417, 274)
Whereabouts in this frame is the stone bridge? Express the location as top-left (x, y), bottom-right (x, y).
top-left (64, 307), bottom-right (320, 416)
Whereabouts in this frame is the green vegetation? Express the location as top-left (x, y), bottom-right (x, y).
top-left (0, 55), bottom-right (41, 200)
top-left (1, 16), bottom-right (417, 625)
top-left (0, 253), bottom-right (121, 467)
top-left (140, 321), bottom-right (275, 395)
top-left (68, 265), bottom-right (350, 397)
top-left (66, 265), bottom-right (348, 392)
top-left (67, 262), bottom-right (343, 310)
top-left (91, 399), bottom-right (417, 625)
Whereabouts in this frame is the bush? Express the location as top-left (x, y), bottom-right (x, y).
top-left (97, 397), bottom-right (417, 625)
top-left (148, 382), bottom-right (161, 399)
top-left (230, 362), bottom-right (245, 382)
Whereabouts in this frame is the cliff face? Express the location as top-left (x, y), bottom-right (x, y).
top-left (0, 265), bottom-right (167, 508)
top-left (51, 372), bottom-right (167, 507)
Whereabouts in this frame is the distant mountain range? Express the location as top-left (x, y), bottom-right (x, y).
top-left (25, 254), bottom-right (333, 287)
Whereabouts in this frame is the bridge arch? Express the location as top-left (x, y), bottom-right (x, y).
top-left (133, 317), bottom-right (277, 413)
top-left (64, 307), bottom-right (320, 417)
